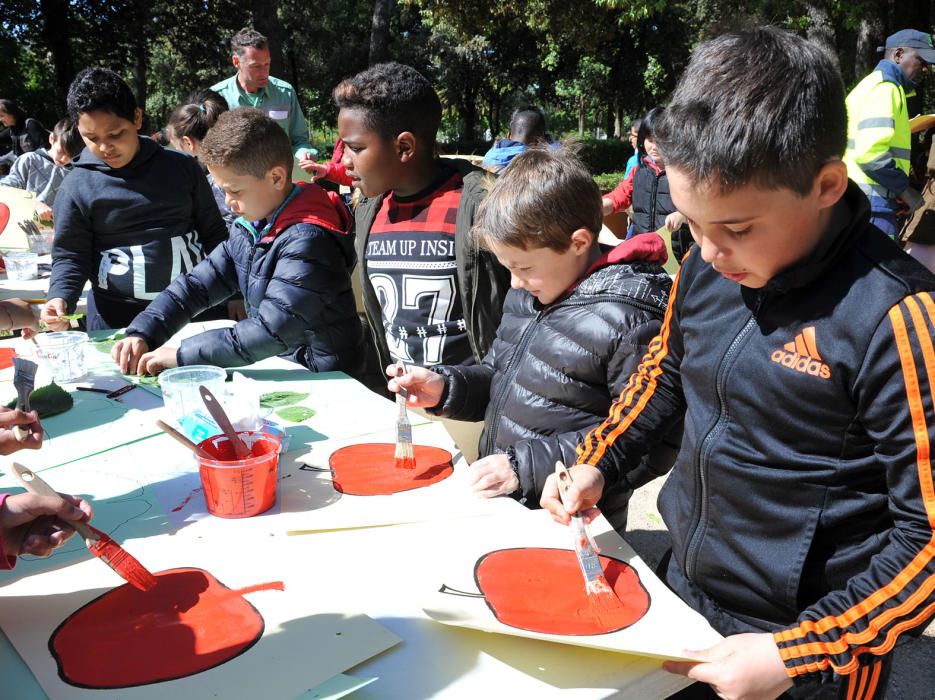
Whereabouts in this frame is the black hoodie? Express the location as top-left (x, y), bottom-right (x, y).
top-left (49, 136), bottom-right (227, 324)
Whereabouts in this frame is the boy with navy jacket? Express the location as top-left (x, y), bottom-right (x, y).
top-left (542, 28), bottom-right (935, 699)
top-left (112, 108), bottom-right (362, 376)
top-left (43, 68), bottom-right (227, 331)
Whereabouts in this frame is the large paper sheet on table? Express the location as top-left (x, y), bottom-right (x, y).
top-left (149, 420), bottom-right (511, 537)
top-left (422, 510), bottom-right (722, 661)
top-left (0, 535), bottom-right (400, 700)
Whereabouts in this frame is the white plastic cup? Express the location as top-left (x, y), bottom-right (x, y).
top-left (3, 252), bottom-right (39, 281)
top-left (159, 365), bottom-right (227, 428)
top-left (34, 331), bottom-right (88, 382)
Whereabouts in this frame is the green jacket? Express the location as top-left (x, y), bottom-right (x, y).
top-left (210, 74), bottom-right (310, 156)
top-left (353, 159), bottom-right (511, 371)
top-left (843, 59), bottom-right (913, 213)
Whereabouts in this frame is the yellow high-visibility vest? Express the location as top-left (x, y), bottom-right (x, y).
top-left (843, 63), bottom-right (912, 209)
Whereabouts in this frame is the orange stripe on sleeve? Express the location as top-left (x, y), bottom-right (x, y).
top-left (776, 299), bottom-right (935, 657)
top-left (861, 659), bottom-right (883, 700)
top-left (577, 265), bottom-right (683, 466)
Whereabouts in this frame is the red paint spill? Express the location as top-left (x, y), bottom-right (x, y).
top-left (474, 547), bottom-right (650, 635)
top-left (49, 568), bottom-right (282, 688)
top-left (171, 487), bottom-right (204, 512)
top-left (328, 443), bottom-right (453, 496)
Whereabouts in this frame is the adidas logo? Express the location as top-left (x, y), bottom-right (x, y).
top-left (770, 326), bottom-right (831, 379)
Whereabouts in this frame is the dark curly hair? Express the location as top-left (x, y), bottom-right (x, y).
top-left (333, 62), bottom-right (441, 143)
top-left (66, 67), bottom-right (137, 123)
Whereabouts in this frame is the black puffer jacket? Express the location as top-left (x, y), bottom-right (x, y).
top-left (126, 183), bottom-right (363, 374)
top-left (431, 235), bottom-right (679, 513)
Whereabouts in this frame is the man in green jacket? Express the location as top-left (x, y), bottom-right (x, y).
top-left (843, 29), bottom-right (934, 237)
top-left (211, 27), bottom-right (311, 158)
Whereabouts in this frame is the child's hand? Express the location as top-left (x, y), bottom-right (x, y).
top-left (136, 346), bottom-right (179, 376)
top-left (467, 454), bottom-right (519, 498)
top-left (539, 464), bottom-right (605, 525)
top-left (665, 211), bottom-right (687, 231)
top-left (34, 202), bottom-right (54, 224)
top-left (227, 299), bottom-right (247, 321)
top-left (0, 408), bottom-right (43, 453)
top-left (601, 197), bottom-right (615, 217)
top-left (298, 159), bottom-right (328, 180)
top-left (111, 336), bottom-right (150, 374)
top-left (386, 364), bottom-right (446, 408)
top-left (0, 491), bottom-right (93, 558)
top-left (0, 299), bottom-right (39, 332)
top-left (40, 298), bottom-right (71, 332)
top-left (662, 633), bottom-right (793, 700)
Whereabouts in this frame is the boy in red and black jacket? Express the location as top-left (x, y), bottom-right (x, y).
top-left (542, 27), bottom-right (935, 700)
top-left (334, 62), bottom-right (510, 375)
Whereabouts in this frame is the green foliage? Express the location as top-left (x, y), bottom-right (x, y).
top-left (593, 171), bottom-right (627, 193)
top-left (578, 139), bottom-right (634, 175)
top-left (3, 1), bottom-right (933, 161)
top-left (275, 405), bottom-right (316, 423)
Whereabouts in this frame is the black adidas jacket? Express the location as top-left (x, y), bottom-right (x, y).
top-left (578, 183), bottom-right (935, 686)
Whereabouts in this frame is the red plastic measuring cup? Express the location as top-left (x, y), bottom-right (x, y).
top-left (196, 431), bottom-right (281, 518)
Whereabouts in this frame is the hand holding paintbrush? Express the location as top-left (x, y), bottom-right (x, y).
top-left (11, 463), bottom-right (158, 591)
top-left (0, 485), bottom-right (93, 560)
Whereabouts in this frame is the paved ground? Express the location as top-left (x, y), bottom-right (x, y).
top-left (625, 475), bottom-right (935, 699)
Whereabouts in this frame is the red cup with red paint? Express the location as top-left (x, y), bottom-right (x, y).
top-left (196, 431), bottom-right (281, 518)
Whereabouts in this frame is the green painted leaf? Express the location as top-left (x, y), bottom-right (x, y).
top-left (6, 382), bottom-right (73, 418)
top-left (260, 391), bottom-right (309, 408)
top-left (275, 406), bottom-right (316, 423)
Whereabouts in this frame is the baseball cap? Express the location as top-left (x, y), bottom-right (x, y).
top-left (882, 29), bottom-right (935, 63)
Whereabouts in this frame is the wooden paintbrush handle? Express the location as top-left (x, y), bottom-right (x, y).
top-left (10, 462), bottom-right (96, 540)
top-left (155, 419), bottom-right (212, 459)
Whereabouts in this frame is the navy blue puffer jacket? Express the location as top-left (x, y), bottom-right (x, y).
top-left (126, 182), bottom-right (364, 374)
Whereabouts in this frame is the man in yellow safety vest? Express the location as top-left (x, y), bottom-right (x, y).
top-left (843, 29), bottom-right (935, 237)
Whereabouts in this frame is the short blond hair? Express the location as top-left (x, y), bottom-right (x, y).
top-left (474, 147), bottom-right (602, 252)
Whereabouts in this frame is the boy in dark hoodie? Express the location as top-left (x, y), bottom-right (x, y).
top-left (112, 108), bottom-right (363, 376)
top-left (388, 148), bottom-right (677, 524)
top-left (42, 68), bottom-right (228, 331)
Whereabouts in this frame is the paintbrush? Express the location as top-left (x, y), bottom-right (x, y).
top-left (12, 357), bottom-right (38, 442)
top-left (394, 361), bottom-right (415, 469)
top-left (155, 419), bottom-right (213, 459)
top-left (554, 461), bottom-right (623, 610)
top-left (10, 463), bottom-right (157, 592)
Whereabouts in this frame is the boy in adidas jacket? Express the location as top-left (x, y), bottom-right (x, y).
top-left (541, 28), bottom-right (935, 700)
top-left (112, 108), bottom-right (362, 375)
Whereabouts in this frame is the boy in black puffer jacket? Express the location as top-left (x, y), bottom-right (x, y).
top-left (112, 108), bottom-right (363, 376)
top-left (387, 147), bottom-right (679, 526)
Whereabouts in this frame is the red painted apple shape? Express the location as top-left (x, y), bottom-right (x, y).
top-left (328, 443), bottom-right (453, 495)
top-left (49, 568), bottom-right (283, 688)
top-left (467, 547), bottom-right (651, 636)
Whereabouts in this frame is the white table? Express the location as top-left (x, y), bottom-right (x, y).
top-left (0, 322), bottom-right (691, 699)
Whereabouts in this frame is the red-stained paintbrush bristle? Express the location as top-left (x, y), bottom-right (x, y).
top-left (87, 528), bottom-right (157, 592)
